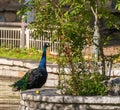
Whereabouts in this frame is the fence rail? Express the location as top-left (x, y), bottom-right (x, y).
top-left (0, 22), bottom-right (59, 54)
top-left (0, 22), bottom-right (119, 56)
top-left (0, 27), bottom-right (21, 48)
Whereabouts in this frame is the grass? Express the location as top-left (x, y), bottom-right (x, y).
top-left (0, 48), bottom-right (57, 63)
top-left (0, 47), bottom-right (119, 63)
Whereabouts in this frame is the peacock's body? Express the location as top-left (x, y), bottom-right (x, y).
top-left (11, 43), bottom-right (49, 91)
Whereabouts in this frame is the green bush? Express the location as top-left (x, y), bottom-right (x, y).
top-left (59, 72), bottom-right (107, 96)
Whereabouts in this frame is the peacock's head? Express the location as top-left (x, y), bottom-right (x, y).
top-left (44, 42), bottom-right (50, 48)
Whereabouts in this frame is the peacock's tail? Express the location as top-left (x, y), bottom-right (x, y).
top-left (10, 72), bottom-right (30, 91)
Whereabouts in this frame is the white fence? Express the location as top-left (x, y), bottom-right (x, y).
top-left (0, 27), bottom-right (21, 48)
top-left (0, 22), bottom-right (59, 54)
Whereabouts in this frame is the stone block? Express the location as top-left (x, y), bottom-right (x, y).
top-left (25, 107), bottom-right (30, 110)
top-left (2, 69), bottom-right (11, 76)
top-left (63, 96), bottom-right (82, 104)
top-left (11, 70), bottom-right (19, 77)
top-left (23, 62), bottom-right (37, 69)
top-left (41, 95), bottom-right (64, 103)
top-left (18, 71), bottom-right (25, 77)
top-left (0, 70), bottom-right (3, 75)
top-left (2, 65), bottom-right (10, 70)
top-left (21, 93), bottom-right (27, 100)
top-left (38, 103), bottom-right (55, 110)
top-left (38, 103), bottom-right (74, 110)
top-left (2, 70), bottom-right (18, 77)
top-left (47, 66), bottom-right (58, 73)
top-left (47, 73), bottom-right (58, 80)
top-left (29, 101), bottom-right (35, 108)
top-left (78, 105), bottom-right (87, 110)
top-left (13, 60), bottom-right (24, 67)
top-left (20, 100), bottom-right (25, 106)
top-left (0, 58), bottom-right (13, 65)
top-left (30, 101), bottom-right (40, 108)
top-left (34, 95), bottom-right (41, 102)
top-left (0, 66), bottom-right (2, 69)
top-left (19, 68), bottom-right (28, 72)
top-left (24, 101), bottom-right (30, 107)
top-left (46, 66), bottom-right (52, 73)
top-left (10, 66), bottom-right (28, 72)
top-left (45, 79), bottom-right (58, 87)
top-left (26, 94), bottom-right (34, 101)
top-left (28, 107), bottom-right (36, 110)
top-left (20, 105), bottom-right (26, 110)
top-left (111, 69), bottom-right (120, 76)
top-left (11, 66), bottom-right (21, 71)
top-left (86, 104), bottom-right (120, 110)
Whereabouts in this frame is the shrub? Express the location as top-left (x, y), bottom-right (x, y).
top-left (58, 72), bottom-right (108, 96)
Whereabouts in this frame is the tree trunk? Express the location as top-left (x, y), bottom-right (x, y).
top-left (99, 36), bottom-right (106, 76)
top-left (91, 5), bottom-right (106, 76)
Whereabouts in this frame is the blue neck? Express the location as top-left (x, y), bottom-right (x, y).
top-left (38, 47), bottom-right (47, 70)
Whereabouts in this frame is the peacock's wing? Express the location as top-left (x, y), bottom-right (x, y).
top-left (11, 68), bottom-right (47, 91)
top-left (27, 68), bottom-right (48, 89)
top-left (12, 69), bottom-right (32, 91)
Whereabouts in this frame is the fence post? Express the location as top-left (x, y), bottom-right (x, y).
top-left (20, 17), bottom-right (26, 48)
top-left (25, 28), bottom-right (30, 49)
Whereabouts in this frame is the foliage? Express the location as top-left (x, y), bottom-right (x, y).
top-left (58, 72), bottom-right (107, 96)
top-left (116, 0), bottom-right (120, 10)
top-left (17, 0), bottom-right (120, 96)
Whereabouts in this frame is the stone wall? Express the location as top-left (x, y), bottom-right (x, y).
top-left (0, 58), bottom-right (120, 109)
top-left (0, 0), bottom-right (23, 22)
top-left (19, 88), bottom-right (120, 110)
top-left (0, 58), bottom-right (59, 88)
top-left (0, 57), bottom-right (120, 87)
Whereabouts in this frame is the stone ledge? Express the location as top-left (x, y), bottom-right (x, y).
top-left (0, 57), bottom-right (72, 76)
top-left (1, 57), bottom-right (119, 77)
top-left (21, 89), bottom-right (120, 105)
top-left (0, 57), bottom-right (59, 73)
top-left (20, 88), bottom-right (120, 110)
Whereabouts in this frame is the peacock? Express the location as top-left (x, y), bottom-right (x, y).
top-left (10, 43), bottom-right (50, 91)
